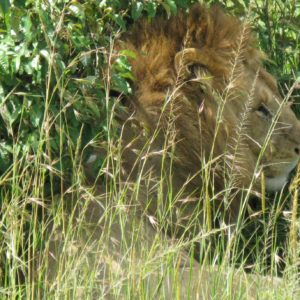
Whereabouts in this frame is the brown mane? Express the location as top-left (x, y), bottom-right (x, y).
top-left (118, 4), bottom-right (300, 227)
top-left (122, 5), bottom-right (268, 106)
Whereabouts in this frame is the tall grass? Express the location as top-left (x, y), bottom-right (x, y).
top-left (0, 1), bottom-right (300, 299)
top-left (1, 47), bottom-right (300, 300)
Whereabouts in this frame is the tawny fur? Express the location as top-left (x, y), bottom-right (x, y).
top-left (119, 4), bottom-right (300, 225)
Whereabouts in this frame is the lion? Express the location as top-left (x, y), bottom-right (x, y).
top-left (118, 4), bottom-right (300, 228)
top-left (33, 5), bottom-right (300, 297)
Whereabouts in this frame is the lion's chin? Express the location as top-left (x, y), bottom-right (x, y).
top-left (265, 175), bottom-right (289, 192)
top-left (265, 159), bottom-right (299, 192)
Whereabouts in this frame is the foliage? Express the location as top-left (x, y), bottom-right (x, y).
top-left (0, 0), bottom-right (299, 182)
top-left (0, 0), bottom-right (299, 297)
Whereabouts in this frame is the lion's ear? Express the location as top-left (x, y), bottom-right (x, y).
top-left (187, 4), bottom-right (214, 47)
top-left (174, 48), bottom-right (215, 98)
top-left (174, 47), bottom-right (228, 80)
top-left (175, 5), bottom-right (225, 79)
top-left (175, 48), bottom-right (210, 79)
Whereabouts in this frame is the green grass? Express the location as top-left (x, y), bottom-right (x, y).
top-left (1, 132), bottom-right (299, 299)
top-left (0, 0), bottom-right (300, 299)
top-left (1, 59), bottom-right (300, 299)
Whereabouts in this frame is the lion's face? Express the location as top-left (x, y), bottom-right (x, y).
top-left (243, 71), bottom-right (300, 191)
top-left (121, 4), bottom-right (300, 197)
top-left (198, 61), bottom-right (300, 192)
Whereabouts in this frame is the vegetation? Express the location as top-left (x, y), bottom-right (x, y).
top-left (0, 0), bottom-right (299, 298)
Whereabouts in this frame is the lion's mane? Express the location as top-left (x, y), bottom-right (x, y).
top-left (119, 5), bottom-right (300, 224)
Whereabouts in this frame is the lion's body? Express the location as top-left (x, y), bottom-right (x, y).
top-left (120, 5), bottom-right (300, 225)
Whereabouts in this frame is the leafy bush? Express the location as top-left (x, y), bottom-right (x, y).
top-left (0, 0), bottom-right (299, 297)
top-left (0, 0), bottom-right (299, 186)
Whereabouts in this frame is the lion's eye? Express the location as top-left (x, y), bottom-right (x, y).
top-left (257, 104), bottom-right (271, 118)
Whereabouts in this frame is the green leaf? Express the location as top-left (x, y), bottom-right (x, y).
top-left (0, 84), bottom-right (4, 99)
top-left (31, 54), bottom-right (40, 70)
top-left (112, 14), bottom-right (126, 31)
top-left (74, 76), bottom-right (98, 85)
top-left (0, 98), bottom-right (21, 130)
top-left (175, 0), bottom-right (189, 9)
top-left (111, 74), bottom-right (131, 95)
top-left (162, 0), bottom-right (177, 16)
top-left (0, 53), bottom-right (9, 75)
top-left (69, 3), bottom-right (85, 19)
top-left (131, 2), bottom-right (143, 20)
top-left (0, 141), bottom-right (13, 173)
top-left (15, 54), bottom-right (21, 71)
top-left (30, 103), bottom-right (42, 127)
top-left (23, 15), bottom-right (32, 41)
top-left (119, 49), bottom-right (136, 59)
top-left (0, 0), bottom-right (10, 16)
top-left (145, 2), bottom-right (157, 18)
top-left (86, 100), bottom-right (100, 119)
top-left (40, 49), bottom-right (50, 62)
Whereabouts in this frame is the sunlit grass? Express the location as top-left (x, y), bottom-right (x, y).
top-left (0, 1), bottom-right (300, 299)
top-left (1, 57), bottom-right (299, 299)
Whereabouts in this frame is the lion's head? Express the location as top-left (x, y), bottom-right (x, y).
top-left (119, 5), bottom-right (300, 222)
